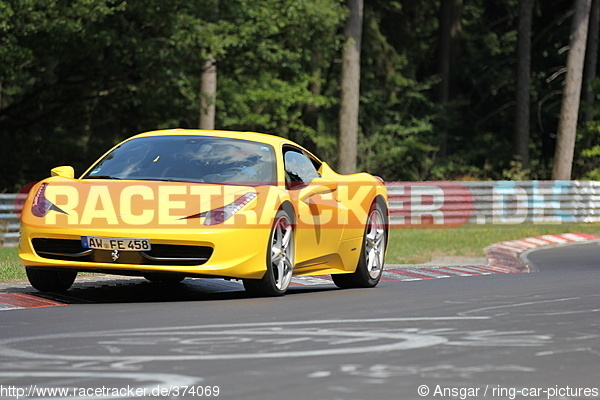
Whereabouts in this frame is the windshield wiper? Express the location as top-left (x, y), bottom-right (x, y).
top-left (155, 178), bottom-right (204, 183)
top-left (84, 175), bottom-right (121, 180)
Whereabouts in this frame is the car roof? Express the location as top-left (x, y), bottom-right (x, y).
top-left (133, 129), bottom-right (293, 147)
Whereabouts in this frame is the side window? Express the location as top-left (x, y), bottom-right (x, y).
top-left (284, 148), bottom-right (320, 189)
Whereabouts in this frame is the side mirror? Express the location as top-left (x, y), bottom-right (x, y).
top-left (298, 177), bottom-right (338, 202)
top-left (51, 166), bottom-right (75, 179)
top-left (318, 162), bottom-right (336, 178)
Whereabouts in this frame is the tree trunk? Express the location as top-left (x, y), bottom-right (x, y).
top-left (302, 50), bottom-right (322, 152)
top-left (582, 0), bottom-right (599, 124)
top-left (437, 0), bottom-right (462, 156)
top-left (514, 0), bottom-right (533, 170)
top-left (552, 0), bottom-right (592, 180)
top-left (437, 0), bottom-right (462, 103)
top-left (338, 0), bottom-right (363, 174)
top-left (199, 57), bottom-right (217, 130)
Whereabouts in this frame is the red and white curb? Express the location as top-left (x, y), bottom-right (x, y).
top-left (0, 293), bottom-right (65, 311)
top-left (484, 232), bottom-right (598, 272)
top-left (291, 232), bottom-right (599, 285)
top-left (289, 264), bottom-right (519, 287)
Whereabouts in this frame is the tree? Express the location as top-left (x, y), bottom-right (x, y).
top-left (553, 0), bottom-right (592, 180)
top-left (514, 0), bottom-right (533, 170)
top-left (582, 0), bottom-right (599, 124)
top-left (353, 2), bottom-right (441, 181)
top-left (437, 0), bottom-right (463, 104)
top-left (338, 0), bottom-right (364, 174)
top-left (437, 0), bottom-right (462, 156)
top-left (199, 57), bottom-right (217, 130)
top-left (4, 0), bottom-right (600, 191)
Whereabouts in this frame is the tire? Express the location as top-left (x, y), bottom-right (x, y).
top-left (25, 267), bottom-right (77, 292)
top-left (143, 273), bottom-right (185, 283)
top-left (243, 209), bottom-right (294, 297)
top-left (332, 201), bottom-right (387, 289)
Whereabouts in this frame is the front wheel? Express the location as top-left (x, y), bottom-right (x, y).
top-left (332, 201), bottom-right (387, 289)
top-left (25, 267), bottom-right (77, 292)
top-left (243, 209), bottom-right (294, 297)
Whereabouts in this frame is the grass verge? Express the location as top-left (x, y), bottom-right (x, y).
top-left (387, 223), bottom-right (600, 264)
top-left (0, 247), bottom-right (23, 282)
top-left (1, 223), bottom-right (599, 282)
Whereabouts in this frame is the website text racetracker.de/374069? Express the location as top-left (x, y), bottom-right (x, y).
top-left (0, 384), bottom-right (221, 399)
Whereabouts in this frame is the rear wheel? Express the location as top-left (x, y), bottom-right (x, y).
top-left (332, 201), bottom-right (387, 289)
top-left (243, 210), bottom-right (294, 297)
top-left (25, 267), bottom-right (77, 292)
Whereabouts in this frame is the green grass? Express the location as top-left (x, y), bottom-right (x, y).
top-left (1, 223), bottom-right (599, 282)
top-left (0, 247), bottom-right (24, 282)
top-left (387, 223), bottom-right (600, 264)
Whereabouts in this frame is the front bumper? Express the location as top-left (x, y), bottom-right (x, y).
top-left (19, 223), bottom-right (271, 280)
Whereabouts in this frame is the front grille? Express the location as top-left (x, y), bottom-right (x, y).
top-left (31, 238), bottom-right (212, 266)
top-left (141, 244), bottom-right (213, 266)
top-left (32, 238), bottom-right (87, 254)
top-left (146, 244), bottom-right (213, 259)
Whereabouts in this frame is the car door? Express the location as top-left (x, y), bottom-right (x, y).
top-left (283, 146), bottom-right (345, 267)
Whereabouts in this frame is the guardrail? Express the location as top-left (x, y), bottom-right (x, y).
top-left (0, 193), bottom-right (24, 247)
top-left (1, 180), bottom-right (599, 247)
top-left (387, 180), bottom-right (600, 226)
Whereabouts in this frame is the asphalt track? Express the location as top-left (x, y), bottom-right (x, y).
top-left (0, 240), bottom-right (599, 400)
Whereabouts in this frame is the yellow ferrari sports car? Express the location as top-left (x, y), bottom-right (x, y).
top-left (19, 129), bottom-right (389, 296)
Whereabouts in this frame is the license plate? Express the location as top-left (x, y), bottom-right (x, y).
top-left (81, 236), bottom-right (151, 251)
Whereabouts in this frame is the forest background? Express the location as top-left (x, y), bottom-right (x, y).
top-left (0, 0), bottom-right (599, 193)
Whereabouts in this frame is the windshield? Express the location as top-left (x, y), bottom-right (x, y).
top-left (82, 135), bottom-right (276, 185)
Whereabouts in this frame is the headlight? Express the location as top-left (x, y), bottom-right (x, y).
top-left (31, 183), bottom-right (52, 217)
top-left (31, 183), bottom-right (66, 217)
top-left (203, 192), bottom-right (258, 225)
